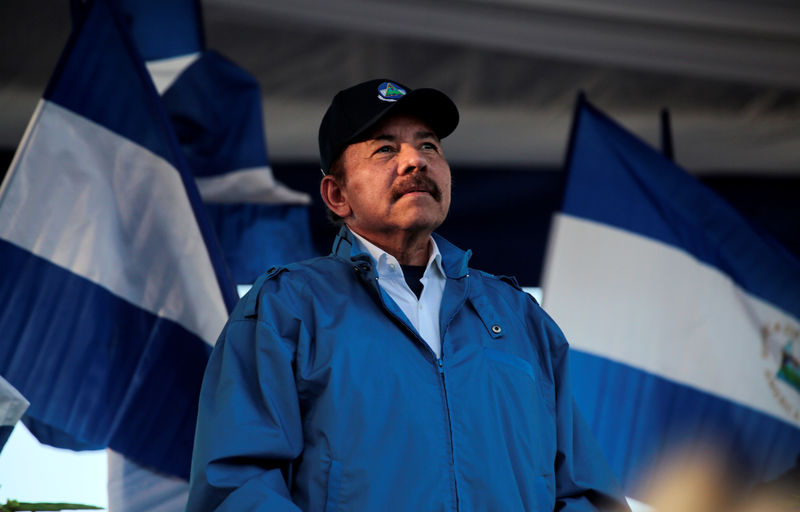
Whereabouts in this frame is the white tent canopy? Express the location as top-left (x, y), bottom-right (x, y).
top-left (2, 0), bottom-right (800, 173)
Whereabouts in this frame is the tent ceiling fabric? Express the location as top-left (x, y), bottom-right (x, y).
top-left (212, 0), bottom-right (800, 87)
top-left (2, 0), bottom-right (799, 172)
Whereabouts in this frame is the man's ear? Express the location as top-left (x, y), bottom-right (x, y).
top-left (320, 175), bottom-right (352, 219)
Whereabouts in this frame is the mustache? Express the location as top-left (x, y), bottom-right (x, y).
top-left (391, 175), bottom-right (442, 202)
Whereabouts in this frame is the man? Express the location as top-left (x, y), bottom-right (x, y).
top-left (186, 79), bottom-right (629, 511)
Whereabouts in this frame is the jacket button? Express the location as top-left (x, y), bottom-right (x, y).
top-left (491, 324), bottom-right (502, 334)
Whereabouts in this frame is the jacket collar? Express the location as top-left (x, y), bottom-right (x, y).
top-left (332, 225), bottom-right (471, 279)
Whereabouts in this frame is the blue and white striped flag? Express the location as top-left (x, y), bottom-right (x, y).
top-left (118, 0), bottom-right (316, 285)
top-left (159, 50), bottom-right (315, 285)
top-left (0, 0), bottom-right (236, 481)
top-left (115, 0), bottom-right (315, 286)
top-left (542, 96), bottom-right (800, 496)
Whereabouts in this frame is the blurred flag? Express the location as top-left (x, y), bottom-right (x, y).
top-left (100, 1), bottom-right (210, 508)
top-left (116, 0), bottom-right (204, 62)
top-left (542, 96), bottom-right (800, 496)
top-left (0, 375), bottom-right (28, 452)
top-left (0, 0), bottom-right (236, 483)
top-left (103, 2), bottom-right (314, 510)
top-left (160, 50), bottom-right (314, 285)
top-left (115, 0), bottom-right (204, 97)
top-left (117, 0), bottom-right (315, 284)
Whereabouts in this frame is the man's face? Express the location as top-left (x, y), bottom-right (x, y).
top-left (326, 114), bottom-right (452, 243)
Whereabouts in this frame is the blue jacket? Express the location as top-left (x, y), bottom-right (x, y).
top-left (187, 227), bottom-right (628, 511)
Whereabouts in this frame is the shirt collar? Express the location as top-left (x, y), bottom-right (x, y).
top-left (350, 230), bottom-right (445, 281)
top-left (331, 225), bottom-right (468, 279)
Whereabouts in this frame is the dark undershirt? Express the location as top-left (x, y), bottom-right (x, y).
top-left (400, 264), bottom-right (426, 299)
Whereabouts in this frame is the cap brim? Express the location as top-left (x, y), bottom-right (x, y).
top-left (348, 88), bottom-right (459, 145)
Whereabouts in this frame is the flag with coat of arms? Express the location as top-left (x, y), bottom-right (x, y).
top-left (542, 95), bottom-right (800, 497)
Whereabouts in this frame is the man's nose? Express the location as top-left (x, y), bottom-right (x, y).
top-left (398, 145), bottom-right (427, 175)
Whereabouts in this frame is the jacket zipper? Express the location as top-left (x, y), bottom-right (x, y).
top-left (362, 270), bottom-right (461, 510)
top-left (436, 275), bottom-right (470, 511)
top-left (437, 358), bottom-right (459, 511)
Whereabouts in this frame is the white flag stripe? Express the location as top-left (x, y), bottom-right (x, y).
top-left (543, 213), bottom-right (800, 428)
top-left (195, 166), bottom-right (311, 205)
top-left (145, 53), bottom-right (201, 95)
top-left (0, 376), bottom-right (28, 427)
top-left (0, 100), bottom-right (227, 345)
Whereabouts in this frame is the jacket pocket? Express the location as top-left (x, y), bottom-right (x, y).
top-left (484, 347), bottom-right (536, 382)
top-left (483, 345), bottom-right (557, 476)
top-left (325, 459), bottom-right (342, 512)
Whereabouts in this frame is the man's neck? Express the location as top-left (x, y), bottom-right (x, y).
top-left (348, 226), bottom-right (432, 266)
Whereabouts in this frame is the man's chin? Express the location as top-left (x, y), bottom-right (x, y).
top-left (397, 210), bottom-right (447, 233)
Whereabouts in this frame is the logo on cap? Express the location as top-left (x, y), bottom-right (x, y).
top-left (377, 82), bottom-right (407, 102)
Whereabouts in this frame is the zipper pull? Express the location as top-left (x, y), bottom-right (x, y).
top-left (437, 358), bottom-right (444, 374)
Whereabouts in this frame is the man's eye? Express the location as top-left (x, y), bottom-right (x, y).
top-left (375, 145), bottom-right (395, 154)
top-left (421, 142), bottom-right (439, 151)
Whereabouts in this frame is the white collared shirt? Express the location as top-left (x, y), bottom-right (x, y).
top-left (351, 231), bottom-right (447, 359)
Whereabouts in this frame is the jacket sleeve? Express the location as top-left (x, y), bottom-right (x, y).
top-left (545, 314), bottom-right (631, 512)
top-left (186, 286), bottom-right (304, 512)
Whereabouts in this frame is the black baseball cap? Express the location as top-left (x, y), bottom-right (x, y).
top-left (318, 79), bottom-right (459, 174)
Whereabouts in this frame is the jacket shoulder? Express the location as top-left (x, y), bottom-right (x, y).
top-left (472, 268), bottom-right (538, 305)
top-left (238, 255), bottom-right (343, 318)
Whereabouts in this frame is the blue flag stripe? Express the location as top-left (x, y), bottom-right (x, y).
top-left (0, 426), bottom-right (13, 451)
top-left (572, 350), bottom-right (800, 488)
top-left (0, 239), bottom-right (210, 478)
top-left (117, 0), bottom-right (205, 61)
